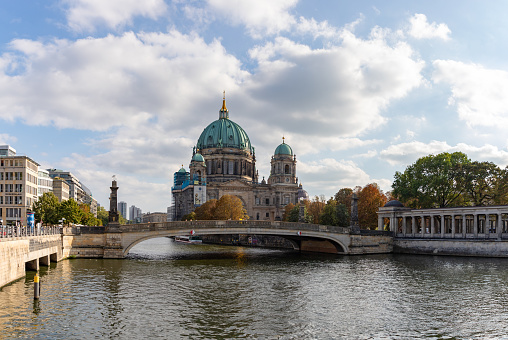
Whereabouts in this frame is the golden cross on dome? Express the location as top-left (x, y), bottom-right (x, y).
top-left (282, 136), bottom-right (285, 143)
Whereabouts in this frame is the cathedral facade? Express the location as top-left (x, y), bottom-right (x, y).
top-left (171, 95), bottom-right (308, 221)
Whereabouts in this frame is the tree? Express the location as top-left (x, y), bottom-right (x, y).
top-left (307, 196), bottom-right (326, 224)
top-left (97, 206), bottom-right (108, 226)
top-left (181, 212), bottom-right (196, 221)
top-left (212, 195), bottom-right (249, 220)
top-left (319, 199), bottom-right (349, 227)
top-left (392, 152), bottom-right (470, 208)
top-left (32, 192), bottom-right (60, 225)
top-left (463, 161), bottom-right (503, 206)
top-left (194, 199), bottom-right (217, 220)
top-left (334, 188), bottom-right (353, 224)
top-left (357, 183), bottom-right (387, 230)
top-left (60, 199), bottom-right (82, 225)
top-left (282, 203), bottom-right (295, 221)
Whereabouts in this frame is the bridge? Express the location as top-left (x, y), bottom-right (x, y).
top-left (62, 220), bottom-right (393, 259)
top-left (0, 226), bottom-right (63, 288)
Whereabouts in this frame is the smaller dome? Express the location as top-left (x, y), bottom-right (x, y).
top-left (178, 166), bottom-right (186, 173)
top-left (192, 153), bottom-right (205, 162)
top-left (384, 200), bottom-right (404, 208)
top-left (274, 137), bottom-right (293, 155)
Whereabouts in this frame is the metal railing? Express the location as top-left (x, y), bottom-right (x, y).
top-left (0, 225), bottom-right (62, 239)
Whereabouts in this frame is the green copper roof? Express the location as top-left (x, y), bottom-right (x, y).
top-left (274, 141), bottom-right (293, 155)
top-left (177, 167), bottom-right (186, 173)
top-left (196, 97), bottom-right (253, 153)
top-left (192, 153), bottom-right (205, 162)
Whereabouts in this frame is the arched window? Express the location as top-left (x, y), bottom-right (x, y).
top-left (285, 164), bottom-right (290, 174)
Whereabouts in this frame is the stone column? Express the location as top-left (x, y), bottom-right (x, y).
top-left (430, 215), bottom-right (435, 237)
top-left (411, 216), bottom-right (416, 235)
top-left (451, 215), bottom-right (455, 238)
top-left (378, 215), bottom-right (384, 231)
top-left (471, 214), bottom-right (475, 235)
top-left (462, 215), bottom-right (466, 238)
top-left (485, 214), bottom-right (490, 237)
top-left (497, 213), bottom-right (502, 239)
top-left (390, 216), bottom-right (396, 232)
top-left (402, 216), bottom-right (407, 236)
top-left (440, 215), bottom-right (445, 238)
top-left (421, 215), bottom-right (425, 236)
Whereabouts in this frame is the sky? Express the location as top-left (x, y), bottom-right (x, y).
top-left (2, 1), bottom-right (508, 213)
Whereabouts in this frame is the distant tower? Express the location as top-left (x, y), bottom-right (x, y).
top-left (109, 177), bottom-right (120, 224)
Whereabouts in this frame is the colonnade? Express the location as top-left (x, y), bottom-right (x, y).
top-left (377, 206), bottom-right (508, 239)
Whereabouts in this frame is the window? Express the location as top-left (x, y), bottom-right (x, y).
top-left (15, 184), bottom-right (22, 192)
top-left (0, 197), bottom-right (3, 204)
top-left (229, 161), bottom-right (234, 175)
top-left (6, 196), bottom-right (13, 204)
top-left (265, 198), bottom-right (270, 205)
top-left (266, 212), bottom-right (269, 218)
top-left (255, 197), bottom-right (260, 205)
top-left (5, 184), bottom-right (13, 193)
top-left (0, 184), bottom-right (2, 192)
top-left (285, 164), bottom-right (290, 174)
top-left (0, 173), bottom-right (3, 180)
top-left (284, 196), bottom-right (290, 204)
top-left (256, 213), bottom-right (260, 220)
top-left (15, 172), bottom-right (22, 180)
top-left (5, 172), bottom-right (13, 180)
top-left (14, 196), bottom-right (22, 205)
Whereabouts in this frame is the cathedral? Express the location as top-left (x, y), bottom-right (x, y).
top-left (171, 94), bottom-right (308, 221)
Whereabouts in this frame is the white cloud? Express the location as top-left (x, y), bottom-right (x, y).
top-left (297, 158), bottom-right (393, 197)
top-left (380, 140), bottom-right (508, 167)
top-left (0, 133), bottom-right (17, 144)
top-left (246, 32), bottom-right (424, 137)
top-left (433, 60), bottom-right (508, 128)
top-left (0, 31), bottom-right (248, 131)
top-left (63, 0), bottom-right (168, 32)
top-left (408, 13), bottom-right (451, 41)
top-left (206, 0), bottom-right (297, 38)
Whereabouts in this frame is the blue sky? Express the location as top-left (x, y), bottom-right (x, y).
top-left (2, 1), bottom-right (508, 213)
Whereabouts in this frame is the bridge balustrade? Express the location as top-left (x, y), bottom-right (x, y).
top-left (1, 225), bottom-right (62, 239)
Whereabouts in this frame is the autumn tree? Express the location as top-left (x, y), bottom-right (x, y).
top-left (194, 199), bottom-right (218, 220)
top-left (282, 203), bottom-right (295, 221)
top-left (97, 206), bottom-right (108, 226)
top-left (307, 195), bottom-right (326, 224)
top-left (357, 183), bottom-right (387, 230)
top-left (212, 195), bottom-right (249, 220)
top-left (392, 152), bottom-right (470, 208)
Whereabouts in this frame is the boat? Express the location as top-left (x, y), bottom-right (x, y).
top-left (174, 235), bottom-right (202, 244)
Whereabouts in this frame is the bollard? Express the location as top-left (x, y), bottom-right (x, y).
top-left (34, 273), bottom-right (40, 299)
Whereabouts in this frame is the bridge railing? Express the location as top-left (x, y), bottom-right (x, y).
top-left (0, 225), bottom-right (62, 239)
top-left (111, 220), bottom-right (351, 234)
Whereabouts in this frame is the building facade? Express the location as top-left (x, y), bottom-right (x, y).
top-left (37, 169), bottom-right (53, 197)
top-left (52, 178), bottom-right (70, 202)
top-left (118, 201), bottom-right (128, 220)
top-left (172, 96), bottom-right (302, 221)
top-left (129, 205), bottom-right (142, 222)
top-left (0, 145), bottom-right (39, 226)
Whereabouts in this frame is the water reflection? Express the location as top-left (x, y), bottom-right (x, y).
top-left (1, 238), bottom-right (508, 339)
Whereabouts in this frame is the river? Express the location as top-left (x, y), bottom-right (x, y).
top-left (1, 237), bottom-right (508, 339)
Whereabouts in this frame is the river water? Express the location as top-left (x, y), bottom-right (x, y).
top-left (1, 237), bottom-right (508, 339)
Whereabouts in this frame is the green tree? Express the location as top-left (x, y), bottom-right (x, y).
top-left (392, 152), bottom-right (470, 208)
top-left (32, 192), bottom-right (60, 225)
top-left (464, 161), bottom-right (503, 206)
top-left (181, 212), bottom-right (196, 221)
top-left (334, 188), bottom-right (353, 225)
top-left (319, 199), bottom-right (349, 227)
top-left (60, 198), bottom-right (82, 225)
top-left (97, 206), bottom-right (108, 226)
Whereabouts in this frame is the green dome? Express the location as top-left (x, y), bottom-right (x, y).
top-left (274, 141), bottom-right (293, 155)
top-left (192, 153), bottom-right (205, 162)
top-left (178, 167), bottom-right (186, 173)
top-left (196, 95), bottom-right (253, 153)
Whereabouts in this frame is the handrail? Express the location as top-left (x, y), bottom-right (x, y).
top-left (0, 225), bottom-right (62, 239)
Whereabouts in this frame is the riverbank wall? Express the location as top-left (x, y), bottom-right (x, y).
top-left (0, 235), bottom-right (62, 289)
top-left (394, 238), bottom-right (508, 257)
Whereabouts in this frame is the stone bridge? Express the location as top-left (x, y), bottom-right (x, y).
top-left (62, 220), bottom-right (393, 258)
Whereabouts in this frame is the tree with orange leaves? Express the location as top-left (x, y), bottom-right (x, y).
top-left (357, 183), bottom-right (388, 230)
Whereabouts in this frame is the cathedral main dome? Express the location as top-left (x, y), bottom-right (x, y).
top-left (196, 95), bottom-right (253, 154)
